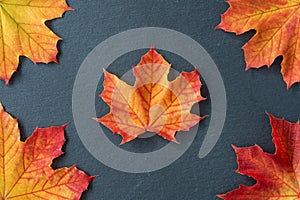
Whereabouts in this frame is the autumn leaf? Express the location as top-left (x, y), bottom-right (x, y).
top-left (218, 114), bottom-right (300, 200)
top-left (95, 48), bottom-right (205, 144)
top-left (0, 103), bottom-right (93, 199)
top-left (217, 0), bottom-right (300, 89)
top-left (0, 0), bottom-right (72, 85)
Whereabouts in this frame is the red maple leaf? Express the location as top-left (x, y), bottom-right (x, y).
top-left (218, 113), bottom-right (300, 199)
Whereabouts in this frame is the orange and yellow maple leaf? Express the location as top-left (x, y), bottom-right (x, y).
top-left (95, 48), bottom-right (205, 144)
top-left (0, 103), bottom-right (93, 199)
top-left (0, 0), bottom-right (72, 84)
top-left (218, 114), bottom-right (300, 199)
top-left (217, 0), bottom-right (300, 89)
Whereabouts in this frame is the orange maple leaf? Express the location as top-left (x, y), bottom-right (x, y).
top-left (95, 48), bottom-right (205, 144)
top-left (218, 114), bottom-right (300, 199)
top-left (0, 103), bottom-right (93, 199)
top-left (217, 0), bottom-right (300, 89)
top-left (0, 0), bottom-right (72, 85)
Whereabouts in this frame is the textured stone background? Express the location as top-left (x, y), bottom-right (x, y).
top-left (1, 0), bottom-right (299, 199)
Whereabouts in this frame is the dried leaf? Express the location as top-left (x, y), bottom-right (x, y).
top-left (0, 103), bottom-right (93, 199)
top-left (95, 48), bottom-right (205, 144)
top-left (218, 114), bottom-right (300, 199)
top-left (0, 0), bottom-right (72, 84)
top-left (217, 0), bottom-right (300, 89)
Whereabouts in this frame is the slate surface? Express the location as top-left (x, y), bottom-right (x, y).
top-left (1, 0), bottom-right (300, 199)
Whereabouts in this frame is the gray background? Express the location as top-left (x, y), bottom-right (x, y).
top-left (1, 0), bottom-right (300, 199)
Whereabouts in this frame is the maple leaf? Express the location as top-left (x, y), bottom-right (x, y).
top-left (0, 0), bottom-right (72, 85)
top-left (217, 0), bottom-right (300, 89)
top-left (95, 48), bottom-right (205, 144)
top-left (218, 114), bottom-right (300, 200)
top-left (0, 103), bottom-right (93, 199)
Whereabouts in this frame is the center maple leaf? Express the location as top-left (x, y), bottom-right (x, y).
top-left (95, 48), bottom-right (205, 144)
